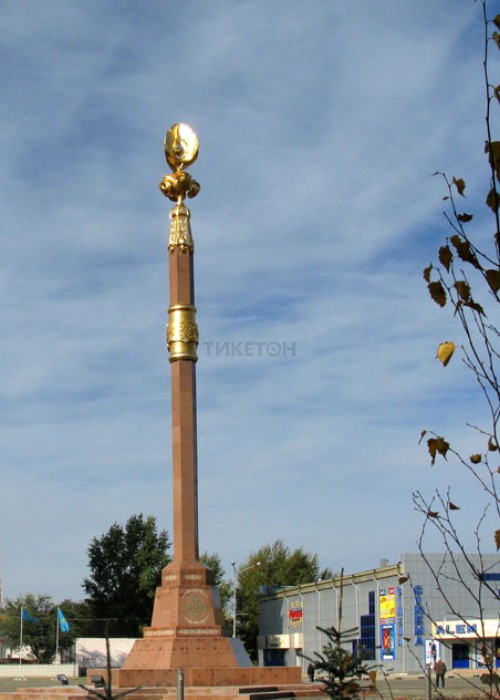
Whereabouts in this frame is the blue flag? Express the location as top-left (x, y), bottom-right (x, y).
top-left (21, 607), bottom-right (39, 623)
top-left (57, 607), bottom-right (70, 632)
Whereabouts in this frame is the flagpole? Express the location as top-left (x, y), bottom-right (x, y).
top-left (19, 607), bottom-right (22, 672)
top-left (15, 607), bottom-right (25, 681)
top-left (55, 609), bottom-right (60, 667)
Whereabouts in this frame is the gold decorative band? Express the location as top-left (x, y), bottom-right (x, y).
top-left (167, 304), bottom-right (199, 362)
top-left (168, 202), bottom-right (194, 253)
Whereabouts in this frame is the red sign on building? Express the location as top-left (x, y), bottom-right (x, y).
top-left (289, 601), bottom-right (303, 626)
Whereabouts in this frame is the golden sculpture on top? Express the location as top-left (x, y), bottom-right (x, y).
top-left (161, 124), bottom-right (200, 361)
top-left (160, 123), bottom-right (200, 255)
top-left (160, 123), bottom-right (201, 203)
top-left (165, 123), bottom-right (199, 170)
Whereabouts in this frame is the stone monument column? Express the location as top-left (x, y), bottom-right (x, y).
top-left (119, 124), bottom-right (301, 689)
top-left (120, 124), bottom-right (240, 679)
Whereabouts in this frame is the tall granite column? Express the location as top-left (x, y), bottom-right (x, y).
top-left (167, 201), bottom-right (199, 564)
top-left (119, 124), bottom-right (301, 689)
top-left (120, 123), bottom-right (241, 678)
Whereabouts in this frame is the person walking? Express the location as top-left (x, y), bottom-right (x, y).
top-left (307, 662), bottom-right (315, 682)
top-left (434, 658), bottom-right (447, 688)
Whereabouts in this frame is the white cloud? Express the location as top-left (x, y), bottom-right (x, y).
top-left (0, 0), bottom-right (494, 601)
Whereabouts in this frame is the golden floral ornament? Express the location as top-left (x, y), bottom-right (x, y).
top-left (168, 202), bottom-right (194, 253)
top-left (167, 321), bottom-right (199, 345)
top-left (166, 304), bottom-right (199, 362)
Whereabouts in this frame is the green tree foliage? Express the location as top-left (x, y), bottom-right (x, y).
top-left (0, 594), bottom-right (70, 663)
top-left (200, 551), bottom-right (232, 625)
top-left (83, 514), bottom-right (171, 637)
top-left (237, 539), bottom-right (333, 660)
top-left (56, 599), bottom-right (95, 658)
top-left (301, 572), bottom-right (377, 700)
top-left (302, 626), bottom-right (377, 700)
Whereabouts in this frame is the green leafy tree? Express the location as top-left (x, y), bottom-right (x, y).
top-left (416, 1), bottom-right (500, 693)
top-left (56, 599), bottom-right (95, 659)
top-left (83, 514), bottom-right (171, 637)
top-left (0, 594), bottom-right (57, 663)
top-left (0, 596), bottom-right (95, 663)
top-left (236, 539), bottom-right (333, 661)
top-left (200, 551), bottom-right (232, 626)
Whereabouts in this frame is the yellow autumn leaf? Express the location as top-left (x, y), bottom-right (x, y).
top-left (436, 341), bottom-right (456, 367)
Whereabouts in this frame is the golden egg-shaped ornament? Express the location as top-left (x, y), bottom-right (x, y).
top-left (165, 123), bottom-right (199, 171)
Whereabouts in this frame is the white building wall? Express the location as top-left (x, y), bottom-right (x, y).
top-left (75, 638), bottom-right (137, 668)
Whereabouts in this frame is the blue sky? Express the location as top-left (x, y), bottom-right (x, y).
top-left (1, 1), bottom-right (496, 602)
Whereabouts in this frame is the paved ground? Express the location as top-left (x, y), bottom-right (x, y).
top-left (0, 678), bottom-right (83, 693)
top-left (371, 672), bottom-right (493, 699)
top-left (0, 673), bottom-right (496, 698)
top-left (301, 673), bottom-right (494, 699)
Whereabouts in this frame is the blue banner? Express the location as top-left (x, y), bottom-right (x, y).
top-left (57, 607), bottom-right (70, 632)
top-left (22, 608), bottom-right (39, 623)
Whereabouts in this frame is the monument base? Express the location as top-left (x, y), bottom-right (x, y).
top-left (118, 661), bottom-right (301, 688)
top-left (119, 636), bottom-right (250, 678)
top-left (119, 560), bottom-right (302, 689)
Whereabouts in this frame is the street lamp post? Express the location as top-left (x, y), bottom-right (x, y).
top-left (231, 560), bottom-right (261, 639)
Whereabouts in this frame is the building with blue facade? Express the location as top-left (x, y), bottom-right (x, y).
top-left (258, 553), bottom-right (499, 674)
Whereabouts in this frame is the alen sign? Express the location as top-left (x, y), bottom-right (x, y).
top-left (433, 619), bottom-right (500, 639)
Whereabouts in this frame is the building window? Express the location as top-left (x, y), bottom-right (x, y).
top-left (359, 591), bottom-right (376, 660)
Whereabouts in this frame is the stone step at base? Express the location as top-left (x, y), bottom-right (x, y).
top-left (242, 692), bottom-right (294, 700)
top-left (0, 682), bottom-right (327, 700)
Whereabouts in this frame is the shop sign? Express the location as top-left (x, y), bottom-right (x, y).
top-left (380, 587), bottom-right (396, 621)
top-left (265, 634), bottom-right (290, 649)
top-left (396, 585), bottom-right (404, 647)
top-left (289, 600), bottom-right (303, 627)
top-left (381, 623), bottom-right (396, 660)
top-left (261, 633), bottom-right (303, 649)
top-left (435, 622), bottom-right (477, 637)
top-left (413, 585), bottom-right (424, 646)
top-left (433, 619), bottom-right (500, 639)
